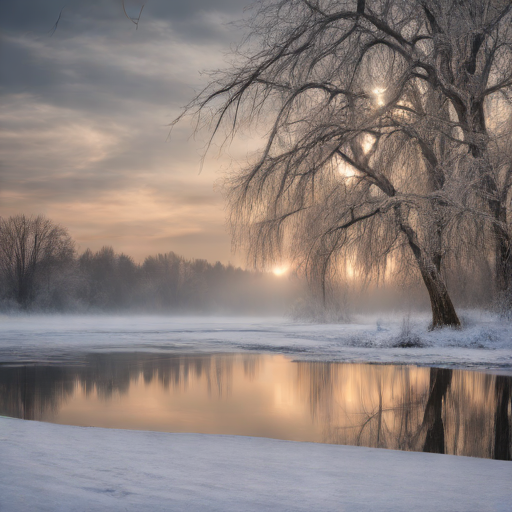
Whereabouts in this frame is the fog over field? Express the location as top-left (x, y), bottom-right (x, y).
top-left (0, 214), bottom-right (503, 319)
top-left (1, 314), bottom-right (511, 373)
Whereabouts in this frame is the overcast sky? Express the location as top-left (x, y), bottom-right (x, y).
top-left (0, 0), bottom-right (254, 264)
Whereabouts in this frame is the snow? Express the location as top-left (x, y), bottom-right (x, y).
top-left (1, 312), bottom-right (511, 373)
top-left (1, 313), bottom-right (511, 510)
top-left (1, 416), bottom-right (511, 512)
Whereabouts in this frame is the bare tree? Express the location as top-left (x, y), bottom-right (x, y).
top-left (0, 214), bottom-right (75, 308)
top-left (177, 0), bottom-right (512, 326)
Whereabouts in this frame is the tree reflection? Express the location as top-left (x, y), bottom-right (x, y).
top-left (494, 376), bottom-right (511, 461)
top-left (295, 363), bottom-right (511, 460)
top-left (0, 365), bottom-right (75, 421)
top-left (0, 353), bottom-right (244, 420)
top-left (0, 356), bottom-right (510, 460)
top-left (422, 368), bottom-right (452, 454)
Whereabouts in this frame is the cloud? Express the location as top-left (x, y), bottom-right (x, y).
top-left (0, 0), bottom-right (253, 264)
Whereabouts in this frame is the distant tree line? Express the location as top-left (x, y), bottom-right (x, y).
top-left (0, 215), bottom-right (295, 314)
top-left (0, 214), bottom-right (505, 317)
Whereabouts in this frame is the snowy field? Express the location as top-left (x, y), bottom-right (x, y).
top-left (1, 313), bottom-right (511, 511)
top-left (1, 416), bottom-right (511, 512)
top-left (0, 312), bottom-right (511, 372)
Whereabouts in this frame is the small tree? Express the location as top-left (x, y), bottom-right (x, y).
top-left (0, 214), bottom-right (75, 308)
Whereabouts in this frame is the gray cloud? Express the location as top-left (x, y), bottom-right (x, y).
top-left (0, 0), bottom-right (253, 263)
top-left (0, 0), bottom-right (246, 43)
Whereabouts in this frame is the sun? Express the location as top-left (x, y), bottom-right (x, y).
top-left (272, 266), bottom-right (288, 276)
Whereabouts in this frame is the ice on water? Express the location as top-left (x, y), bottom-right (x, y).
top-left (1, 312), bottom-right (511, 372)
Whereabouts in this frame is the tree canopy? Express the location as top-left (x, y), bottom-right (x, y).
top-left (178, 0), bottom-right (512, 327)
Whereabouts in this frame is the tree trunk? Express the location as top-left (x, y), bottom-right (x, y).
top-left (416, 256), bottom-right (461, 328)
top-left (482, 174), bottom-right (511, 296)
top-left (397, 210), bottom-right (460, 328)
top-left (493, 223), bottom-right (512, 295)
top-left (461, 104), bottom-right (511, 298)
top-left (16, 272), bottom-right (33, 309)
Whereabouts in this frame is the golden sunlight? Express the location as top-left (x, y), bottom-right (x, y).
top-left (362, 133), bottom-right (376, 154)
top-left (338, 160), bottom-right (357, 178)
top-left (373, 87), bottom-right (386, 106)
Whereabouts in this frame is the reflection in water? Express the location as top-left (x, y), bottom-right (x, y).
top-left (495, 375), bottom-right (511, 460)
top-left (423, 368), bottom-right (452, 454)
top-left (0, 353), bottom-right (510, 459)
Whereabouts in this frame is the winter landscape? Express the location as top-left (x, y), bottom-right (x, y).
top-left (1, 314), bottom-right (512, 511)
top-left (2, 0), bottom-right (512, 511)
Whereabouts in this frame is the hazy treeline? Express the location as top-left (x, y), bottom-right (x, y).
top-left (0, 214), bottom-right (506, 317)
top-left (0, 215), bottom-right (295, 314)
top-left (74, 247), bottom-right (294, 314)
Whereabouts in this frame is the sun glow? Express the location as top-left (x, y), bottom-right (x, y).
top-left (362, 133), bottom-right (376, 154)
top-left (338, 161), bottom-right (357, 178)
top-left (272, 266), bottom-right (289, 276)
top-left (372, 87), bottom-right (386, 107)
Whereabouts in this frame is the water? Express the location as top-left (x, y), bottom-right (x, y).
top-left (1, 352), bottom-right (510, 459)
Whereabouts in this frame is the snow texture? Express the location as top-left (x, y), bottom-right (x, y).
top-left (1, 416), bottom-right (511, 512)
top-left (1, 313), bottom-right (511, 373)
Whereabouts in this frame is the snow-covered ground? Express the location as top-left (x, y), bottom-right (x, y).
top-left (1, 313), bottom-right (511, 511)
top-left (1, 312), bottom-right (511, 372)
top-left (1, 416), bottom-right (511, 512)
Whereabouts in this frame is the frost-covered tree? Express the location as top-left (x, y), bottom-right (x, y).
top-left (178, 0), bottom-right (512, 327)
top-left (0, 214), bottom-right (75, 308)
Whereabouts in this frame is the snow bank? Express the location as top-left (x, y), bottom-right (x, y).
top-left (1, 313), bottom-right (511, 372)
top-left (1, 417), bottom-right (510, 512)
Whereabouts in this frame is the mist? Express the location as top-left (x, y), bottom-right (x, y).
top-left (0, 225), bottom-right (299, 316)
top-left (0, 214), bottom-right (501, 319)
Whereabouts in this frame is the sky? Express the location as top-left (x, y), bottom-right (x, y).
top-left (0, 0), bottom-right (254, 264)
